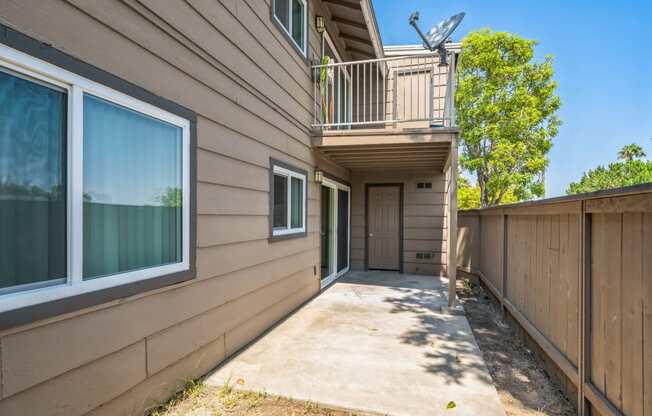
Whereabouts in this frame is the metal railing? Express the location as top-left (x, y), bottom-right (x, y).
top-left (312, 53), bottom-right (456, 130)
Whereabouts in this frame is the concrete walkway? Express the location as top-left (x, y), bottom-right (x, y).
top-left (206, 271), bottom-right (505, 416)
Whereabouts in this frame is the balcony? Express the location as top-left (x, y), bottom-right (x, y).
top-left (311, 52), bottom-right (457, 131)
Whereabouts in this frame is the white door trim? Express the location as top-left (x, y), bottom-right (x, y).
top-left (320, 177), bottom-right (351, 289)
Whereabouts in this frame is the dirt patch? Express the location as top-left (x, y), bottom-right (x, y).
top-left (457, 280), bottom-right (576, 416)
top-left (148, 379), bottom-right (371, 416)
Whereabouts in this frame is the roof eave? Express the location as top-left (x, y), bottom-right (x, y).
top-left (360, 0), bottom-right (384, 59)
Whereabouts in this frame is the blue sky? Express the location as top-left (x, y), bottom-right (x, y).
top-left (374, 0), bottom-right (652, 196)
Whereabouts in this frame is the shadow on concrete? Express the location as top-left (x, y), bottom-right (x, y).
top-left (342, 272), bottom-right (493, 386)
top-left (386, 287), bottom-right (492, 385)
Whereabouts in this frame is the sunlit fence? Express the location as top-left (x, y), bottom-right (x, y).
top-left (457, 184), bottom-right (652, 416)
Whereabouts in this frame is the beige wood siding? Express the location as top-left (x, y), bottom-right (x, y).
top-left (350, 169), bottom-right (447, 275)
top-left (0, 0), bottom-right (350, 414)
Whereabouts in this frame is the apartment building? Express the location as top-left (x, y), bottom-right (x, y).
top-left (0, 1), bottom-right (459, 414)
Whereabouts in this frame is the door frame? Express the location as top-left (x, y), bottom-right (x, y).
top-left (320, 177), bottom-right (351, 289)
top-left (365, 183), bottom-right (404, 273)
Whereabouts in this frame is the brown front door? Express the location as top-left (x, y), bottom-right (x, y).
top-left (367, 185), bottom-right (401, 271)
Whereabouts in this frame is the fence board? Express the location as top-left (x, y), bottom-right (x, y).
top-left (514, 215), bottom-right (525, 310)
top-left (536, 215), bottom-right (546, 331)
top-left (591, 214), bottom-right (607, 394)
top-left (480, 215), bottom-right (504, 295)
top-left (586, 193), bottom-right (652, 213)
top-left (557, 214), bottom-right (569, 358)
top-left (567, 214), bottom-right (580, 366)
top-left (644, 213), bottom-right (652, 416)
top-left (621, 213), bottom-right (644, 416)
top-left (506, 216), bottom-right (520, 309)
top-left (605, 214), bottom-right (623, 409)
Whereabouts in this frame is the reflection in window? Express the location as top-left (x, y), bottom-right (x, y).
top-left (83, 94), bottom-right (182, 280)
top-left (274, 0), bottom-right (289, 29)
top-left (273, 0), bottom-right (306, 54)
top-left (291, 0), bottom-right (305, 50)
top-left (273, 174), bottom-right (288, 228)
top-left (271, 164), bottom-right (305, 237)
top-left (0, 70), bottom-right (67, 293)
top-left (291, 176), bottom-right (303, 228)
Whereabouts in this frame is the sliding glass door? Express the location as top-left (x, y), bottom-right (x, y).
top-left (337, 189), bottom-right (349, 273)
top-left (320, 186), bottom-right (334, 280)
top-left (320, 178), bottom-right (350, 287)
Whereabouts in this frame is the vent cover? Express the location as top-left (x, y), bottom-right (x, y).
top-left (416, 182), bottom-right (432, 189)
top-left (416, 252), bottom-right (433, 260)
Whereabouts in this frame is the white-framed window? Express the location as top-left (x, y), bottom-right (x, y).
top-left (273, 0), bottom-right (307, 56)
top-left (271, 164), bottom-right (306, 237)
top-left (0, 44), bottom-right (191, 313)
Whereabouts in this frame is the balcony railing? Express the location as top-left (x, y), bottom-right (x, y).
top-left (312, 53), bottom-right (456, 130)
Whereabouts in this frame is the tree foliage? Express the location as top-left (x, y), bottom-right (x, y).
top-left (458, 175), bottom-right (480, 210)
top-left (456, 29), bottom-right (561, 207)
top-left (617, 143), bottom-right (646, 162)
top-left (566, 144), bottom-right (652, 194)
top-left (157, 187), bottom-right (182, 207)
top-left (458, 173), bottom-right (518, 210)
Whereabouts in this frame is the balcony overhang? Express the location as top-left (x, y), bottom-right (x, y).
top-left (313, 127), bottom-right (457, 170)
top-left (322, 0), bottom-right (384, 59)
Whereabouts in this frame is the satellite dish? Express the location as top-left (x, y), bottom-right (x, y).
top-left (409, 12), bottom-right (465, 65)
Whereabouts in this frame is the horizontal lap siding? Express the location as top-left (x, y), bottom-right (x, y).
top-left (350, 169), bottom-right (448, 275)
top-left (0, 0), bottom-right (346, 414)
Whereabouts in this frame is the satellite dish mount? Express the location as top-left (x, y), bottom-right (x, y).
top-left (409, 11), bottom-right (465, 66)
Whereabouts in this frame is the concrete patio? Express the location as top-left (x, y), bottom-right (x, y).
top-left (206, 271), bottom-right (505, 416)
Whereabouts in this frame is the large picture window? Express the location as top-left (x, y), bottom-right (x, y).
top-left (272, 0), bottom-right (307, 56)
top-left (0, 44), bottom-right (191, 314)
top-left (83, 95), bottom-right (183, 280)
top-left (271, 162), bottom-right (306, 238)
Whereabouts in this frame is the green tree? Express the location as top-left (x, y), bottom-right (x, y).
top-left (157, 187), bottom-right (182, 207)
top-left (456, 29), bottom-right (561, 207)
top-left (566, 145), bottom-right (652, 194)
top-left (617, 143), bottom-right (646, 162)
top-left (457, 173), bottom-right (518, 210)
top-left (458, 175), bottom-right (480, 210)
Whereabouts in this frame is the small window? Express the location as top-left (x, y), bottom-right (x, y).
top-left (0, 44), bottom-right (191, 314)
top-left (271, 162), bottom-right (306, 237)
top-left (272, 0), bottom-right (307, 55)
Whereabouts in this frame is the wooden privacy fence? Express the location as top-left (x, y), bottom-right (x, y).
top-left (456, 184), bottom-right (652, 416)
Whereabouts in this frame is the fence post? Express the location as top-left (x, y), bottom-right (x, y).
top-left (578, 202), bottom-right (591, 415)
top-left (501, 214), bottom-right (508, 314)
top-left (448, 139), bottom-right (458, 307)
